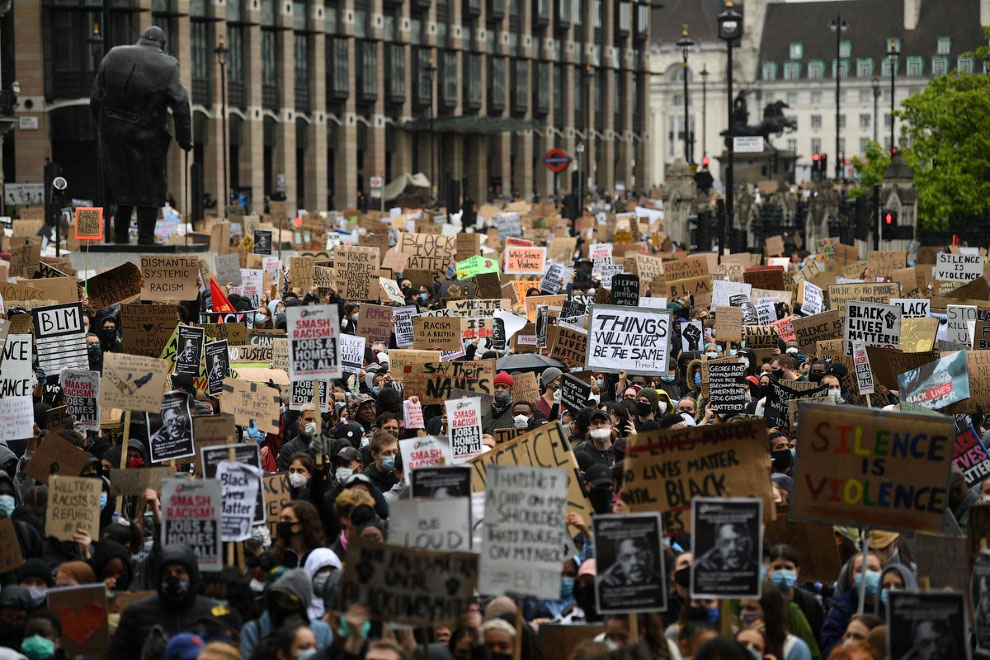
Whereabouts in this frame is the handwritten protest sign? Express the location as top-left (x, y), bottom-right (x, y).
top-left (141, 255), bottom-right (200, 301)
top-left (121, 304), bottom-right (176, 356)
top-left (621, 419), bottom-right (774, 535)
top-left (107, 466), bottom-right (174, 496)
top-left (340, 539), bottom-right (478, 626)
top-left (412, 316), bottom-right (462, 352)
top-left (953, 425), bottom-right (990, 489)
top-left (24, 432), bottom-right (90, 485)
top-left (47, 584), bottom-right (109, 657)
top-left (402, 359), bottom-right (495, 405)
top-left (73, 207), bottom-right (103, 240)
top-left (215, 460), bottom-right (262, 541)
top-left (0, 334), bottom-right (33, 397)
top-left (446, 397), bottom-right (484, 463)
top-left (397, 233), bottom-right (457, 273)
top-left (843, 301), bottom-right (901, 355)
top-left (793, 404), bottom-right (952, 532)
top-left (706, 361), bottom-right (747, 413)
top-left (357, 304), bottom-right (393, 345)
top-left (287, 304), bottom-right (340, 381)
top-left (389, 498), bottom-right (472, 551)
top-left (479, 465), bottom-right (568, 599)
top-left (504, 245), bottom-right (547, 275)
top-left (0, 396), bottom-right (34, 442)
top-left (219, 378), bottom-right (280, 434)
top-left (791, 309), bottom-right (843, 353)
top-left (46, 475), bottom-right (101, 542)
top-left (86, 263), bottom-right (142, 311)
top-left (892, 298), bottom-right (930, 319)
top-left (934, 253), bottom-right (983, 282)
top-left (335, 245), bottom-right (380, 300)
top-left (764, 379), bottom-right (828, 430)
top-left (826, 282), bottom-right (900, 311)
top-left (586, 304), bottom-right (671, 376)
top-left (162, 478), bottom-right (222, 572)
top-left (61, 368), bottom-right (100, 431)
top-left (99, 352), bottom-right (170, 413)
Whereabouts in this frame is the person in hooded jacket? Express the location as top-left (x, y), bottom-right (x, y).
top-left (88, 539), bottom-right (133, 591)
top-left (0, 471), bottom-right (43, 570)
top-left (105, 544), bottom-right (223, 660)
top-left (239, 568), bottom-right (334, 659)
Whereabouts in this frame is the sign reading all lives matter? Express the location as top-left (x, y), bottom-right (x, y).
top-left (585, 304), bottom-right (671, 376)
top-left (32, 303), bottom-right (89, 373)
top-left (479, 466), bottom-right (568, 600)
top-left (445, 398), bottom-right (484, 463)
top-left (287, 303), bottom-right (341, 381)
top-left (161, 478), bottom-right (222, 572)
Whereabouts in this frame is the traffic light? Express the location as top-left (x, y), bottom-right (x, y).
top-left (883, 210), bottom-right (898, 228)
top-left (701, 156), bottom-right (710, 170)
top-left (811, 153), bottom-right (820, 182)
top-left (820, 154), bottom-right (828, 180)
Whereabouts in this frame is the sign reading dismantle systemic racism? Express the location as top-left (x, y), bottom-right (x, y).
top-left (585, 304), bottom-right (671, 376)
top-left (793, 403), bottom-right (953, 533)
top-left (621, 419), bottom-right (775, 535)
top-left (287, 303), bottom-right (341, 381)
top-left (140, 255), bottom-right (200, 301)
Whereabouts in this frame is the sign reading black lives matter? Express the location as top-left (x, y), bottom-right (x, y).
top-left (200, 443), bottom-right (266, 524)
top-left (204, 340), bottom-right (230, 396)
top-left (174, 325), bottom-right (206, 377)
top-left (593, 513), bottom-right (667, 614)
top-left (60, 368), bottom-right (100, 431)
top-left (161, 478), bottom-right (222, 572)
top-left (707, 361), bottom-right (747, 413)
top-left (287, 304), bottom-right (341, 381)
top-left (147, 391), bottom-right (196, 463)
top-left (586, 304), bottom-right (671, 376)
top-left (690, 497), bottom-right (763, 599)
top-left (886, 590), bottom-right (968, 660)
top-left (252, 229), bottom-right (273, 255)
top-left (32, 303), bottom-right (88, 373)
top-left (843, 301), bottom-right (902, 356)
top-left (561, 373), bottom-right (592, 414)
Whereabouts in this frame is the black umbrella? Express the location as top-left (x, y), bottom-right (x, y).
top-left (495, 353), bottom-right (565, 373)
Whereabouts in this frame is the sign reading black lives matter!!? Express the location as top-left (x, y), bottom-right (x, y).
top-left (204, 340), bottom-right (230, 396)
top-left (252, 229), bottom-right (273, 255)
top-left (886, 590), bottom-right (968, 660)
top-left (161, 478), bottom-right (222, 572)
top-left (174, 325), bottom-right (206, 377)
top-left (690, 497), bottom-right (763, 599)
top-left (593, 513), bottom-right (667, 614)
top-left (287, 304), bottom-right (341, 381)
top-left (200, 443), bottom-right (266, 525)
top-left (32, 303), bottom-right (88, 373)
top-left (561, 373), bottom-right (592, 414)
top-left (707, 361), bottom-right (747, 413)
top-left (843, 301), bottom-right (901, 356)
top-left (61, 368), bottom-right (101, 431)
top-left (586, 304), bottom-right (671, 376)
top-left (147, 391), bottom-right (196, 463)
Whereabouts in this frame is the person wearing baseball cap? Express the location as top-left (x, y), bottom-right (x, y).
top-left (581, 463), bottom-right (615, 515)
top-left (482, 371), bottom-right (516, 434)
top-left (573, 409), bottom-right (616, 468)
top-left (163, 632), bottom-right (204, 660)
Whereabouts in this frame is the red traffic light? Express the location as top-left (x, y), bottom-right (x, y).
top-left (701, 156), bottom-right (710, 169)
top-left (812, 153), bottom-right (820, 161)
top-left (884, 212), bottom-right (894, 224)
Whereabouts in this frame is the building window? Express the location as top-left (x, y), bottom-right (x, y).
top-left (489, 56), bottom-right (506, 113)
top-left (765, 92), bottom-right (775, 104)
top-left (859, 89), bottom-right (871, 103)
top-left (761, 62), bottom-right (777, 81)
top-left (838, 114), bottom-right (846, 129)
top-left (534, 62), bottom-right (550, 116)
top-left (294, 34), bottom-right (312, 111)
top-left (839, 40), bottom-right (851, 58)
top-left (331, 37), bottom-right (349, 100)
top-left (856, 59), bottom-right (872, 77)
top-left (811, 138), bottom-right (821, 154)
top-left (440, 50), bottom-right (457, 109)
top-left (808, 61), bottom-right (824, 79)
top-left (593, 0), bottom-right (601, 27)
top-left (937, 36), bottom-right (951, 55)
top-left (617, 1), bottom-right (631, 34)
top-left (884, 113), bottom-right (892, 127)
top-left (672, 94), bottom-right (681, 106)
top-left (789, 42), bottom-right (803, 59)
top-left (881, 57), bottom-right (898, 77)
top-left (783, 62), bottom-right (800, 80)
top-left (906, 57), bottom-right (923, 76)
top-left (839, 137), bottom-right (845, 154)
top-left (786, 91), bottom-right (798, 106)
top-left (859, 138), bottom-right (869, 153)
top-left (931, 56), bottom-right (948, 76)
top-left (811, 91), bottom-right (822, 105)
top-left (832, 60), bottom-right (848, 78)
top-left (859, 113), bottom-right (871, 129)
top-left (958, 56), bottom-right (974, 74)
top-left (512, 58), bottom-right (528, 114)
top-left (386, 44), bottom-right (406, 104)
top-left (416, 47), bottom-right (432, 106)
top-left (811, 114), bottom-right (821, 130)
top-left (553, 64), bottom-right (564, 127)
top-left (465, 54), bottom-right (482, 111)
top-left (261, 30), bottom-right (279, 108)
top-left (787, 139), bottom-right (797, 152)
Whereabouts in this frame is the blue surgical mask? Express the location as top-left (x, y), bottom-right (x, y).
top-left (371, 386), bottom-right (381, 396)
top-left (255, 312), bottom-right (267, 324)
top-left (0, 494), bottom-right (14, 518)
top-left (706, 607), bottom-right (719, 625)
top-left (770, 569), bottom-right (798, 591)
top-left (381, 455), bottom-right (395, 471)
top-left (855, 569), bottom-right (881, 597)
top-left (297, 650), bottom-right (317, 660)
top-left (100, 492), bottom-right (108, 510)
top-left (880, 588), bottom-right (890, 607)
top-left (693, 372), bottom-right (702, 387)
top-left (419, 293), bottom-right (428, 302)
top-left (760, 564), bottom-right (767, 581)
top-left (20, 635), bottom-right (55, 660)
top-left (729, 349), bottom-right (738, 356)
top-left (596, 378), bottom-right (604, 388)
top-left (560, 576), bottom-right (575, 599)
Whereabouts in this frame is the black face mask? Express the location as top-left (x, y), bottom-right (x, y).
top-left (809, 371), bottom-right (824, 383)
top-left (771, 449), bottom-right (794, 472)
top-left (685, 605), bottom-right (711, 622)
top-left (588, 488), bottom-right (613, 514)
top-left (635, 401), bottom-right (653, 418)
top-left (574, 582), bottom-right (596, 614)
top-left (751, 385), bottom-right (768, 401)
top-left (772, 369), bottom-right (785, 380)
top-left (276, 521), bottom-right (298, 540)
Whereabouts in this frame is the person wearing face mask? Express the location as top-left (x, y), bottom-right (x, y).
top-left (766, 545), bottom-right (824, 646)
top-left (535, 367), bottom-right (563, 419)
top-left (17, 559), bottom-right (54, 610)
top-left (769, 355), bottom-right (802, 382)
top-left (820, 374), bottom-right (846, 405)
top-left (277, 406), bottom-right (320, 471)
top-left (0, 471), bottom-right (42, 566)
top-left (509, 402), bottom-right (535, 431)
top-left (482, 371), bottom-right (516, 434)
top-left (364, 431), bottom-right (399, 494)
top-left (685, 358), bottom-right (704, 399)
top-left (738, 582), bottom-right (813, 660)
top-left (820, 551), bottom-right (885, 658)
top-left (522, 557), bottom-right (579, 621)
top-left (98, 317), bottom-right (124, 354)
top-left (302, 548), bottom-right (342, 620)
top-left (877, 563), bottom-right (917, 615)
top-left (85, 333), bottom-right (104, 372)
top-left (239, 569), bottom-right (333, 659)
top-left (573, 410), bottom-right (616, 467)
top-left (18, 610), bottom-right (61, 660)
top-left (106, 544), bottom-right (223, 660)
top-left (634, 389), bottom-right (668, 433)
top-left (581, 463), bottom-right (616, 515)
top-left (254, 305), bottom-right (274, 329)
top-left (286, 453), bottom-right (316, 497)
top-left (807, 359), bottom-right (827, 384)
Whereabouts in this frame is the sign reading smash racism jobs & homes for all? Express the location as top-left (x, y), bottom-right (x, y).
top-left (287, 304), bottom-right (341, 381)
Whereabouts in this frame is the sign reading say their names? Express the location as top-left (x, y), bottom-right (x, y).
top-left (792, 404), bottom-right (953, 533)
top-left (586, 304), bottom-right (671, 376)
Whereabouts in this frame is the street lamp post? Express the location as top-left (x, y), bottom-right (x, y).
top-left (425, 59), bottom-right (437, 206)
top-left (829, 14), bottom-right (848, 181)
top-left (215, 35), bottom-right (229, 216)
top-left (886, 39), bottom-right (898, 155)
top-left (676, 25), bottom-right (695, 164)
top-left (582, 66), bottom-right (594, 209)
top-left (700, 64), bottom-right (708, 159)
top-left (89, 20), bottom-right (104, 211)
top-left (871, 76), bottom-right (880, 144)
top-left (718, 0), bottom-right (742, 255)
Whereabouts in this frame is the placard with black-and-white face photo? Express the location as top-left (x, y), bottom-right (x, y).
top-left (972, 550), bottom-right (990, 658)
top-left (204, 340), bottom-right (230, 397)
top-left (411, 465), bottom-right (473, 498)
top-left (174, 325), bottom-right (205, 376)
top-left (887, 590), bottom-right (968, 660)
top-left (690, 497), bottom-right (762, 599)
top-left (536, 305), bottom-right (549, 349)
top-left (593, 512), bottom-right (667, 614)
top-left (253, 229), bottom-right (273, 255)
top-left (147, 390), bottom-right (196, 463)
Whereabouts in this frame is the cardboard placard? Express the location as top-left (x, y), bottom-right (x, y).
top-left (867, 250), bottom-right (907, 279)
top-left (791, 309), bottom-right (844, 353)
top-left (402, 359), bottom-right (496, 405)
top-left (620, 419), bottom-right (775, 535)
top-left (357, 304), bottom-right (394, 345)
top-left (98, 352), bottom-right (170, 413)
top-left (826, 282), bottom-right (900, 311)
top-left (763, 513), bottom-right (841, 583)
top-left (46, 475), bottom-right (101, 541)
top-left (191, 414), bottom-right (236, 471)
top-left (108, 466), bottom-right (174, 496)
top-left (24, 432), bottom-right (90, 485)
top-left (843, 301), bottom-right (902, 355)
top-left (504, 245), bottom-right (548, 275)
top-left (73, 207), bottom-right (103, 240)
top-left (714, 306), bottom-right (743, 342)
top-left (549, 326), bottom-right (588, 366)
top-left (743, 267), bottom-right (785, 291)
top-left (121, 304), bottom-right (178, 357)
top-left (86, 262), bottom-right (142, 311)
top-left (335, 245), bottom-right (380, 301)
top-left (140, 255), bottom-right (200, 301)
top-left (412, 316), bottom-right (463, 352)
top-left (33, 302), bottom-right (89, 373)
top-left (47, 584), bottom-right (110, 657)
top-left (197, 322), bottom-right (249, 345)
top-left (397, 233), bottom-right (457, 273)
top-left (793, 404), bottom-right (953, 533)
top-left (0, 517), bottom-right (24, 573)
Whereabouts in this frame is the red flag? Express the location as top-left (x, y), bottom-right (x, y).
top-left (210, 279), bottom-right (236, 314)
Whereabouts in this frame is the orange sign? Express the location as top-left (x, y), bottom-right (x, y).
top-left (74, 207), bottom-right (104, 241)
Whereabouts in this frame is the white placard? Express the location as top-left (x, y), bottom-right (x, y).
top-left (843, 301), bottom-right (902, 355)
top-left (161, 478), bottom-right (223, 572)
top-left (934, 253), bottom-right (983, 282)
top-left (445, 397), bottom-right (485, 463)
top-left (891, 298), bottom-right (930, 318)
top-left (287, 304), bottom-right (341, 381)
top-left (800, 282), bottom-right (823, 316)
top-left (586, 304), bottom-right (672, 376)
top-left (388, 498), bottom-right (472, 551)
top-left (852, 341), bottom-right (875, 396)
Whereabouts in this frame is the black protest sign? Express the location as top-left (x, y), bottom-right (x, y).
top-left (886, 591), bottom-right (967, 660)
top-left (253, 229), bottom-right (273, 255)
top-left (536, 305), bottom-right (549, 349)
top-left (764, 379), bottom-right (828, 430)
top-left (204, 340), bottom-right (230, 396)
top-left (32, 303), bottom-right (88, 373)
top-left (706, 361), bottom-right (747, 413)
top-left (492, 318), bottom-right (506, 352)
top-left (611, 274), bottom-right (640, 307)
top-left (174, 325), bottom-right (206, 377)
top-left (411, 465), bottom-right (473, 498)
top-left (42, 374), bottom-right (63, 406)
top-left (690, 497), bottom-right (763, 599)
top-left (560, 298), bottom-right (587, 320)
top-left (561, 373), bottom-right (592, 414)
top-left (161, 478), bottom-right (222, 572)
top-left (200, 442), bottom-right (265, 524)
top-left (593, 513), bottom-right (667, 614)
top-left (147, 391), bottom-right (196, 463)
top-left (574, 261), bottom-right (594, 290)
